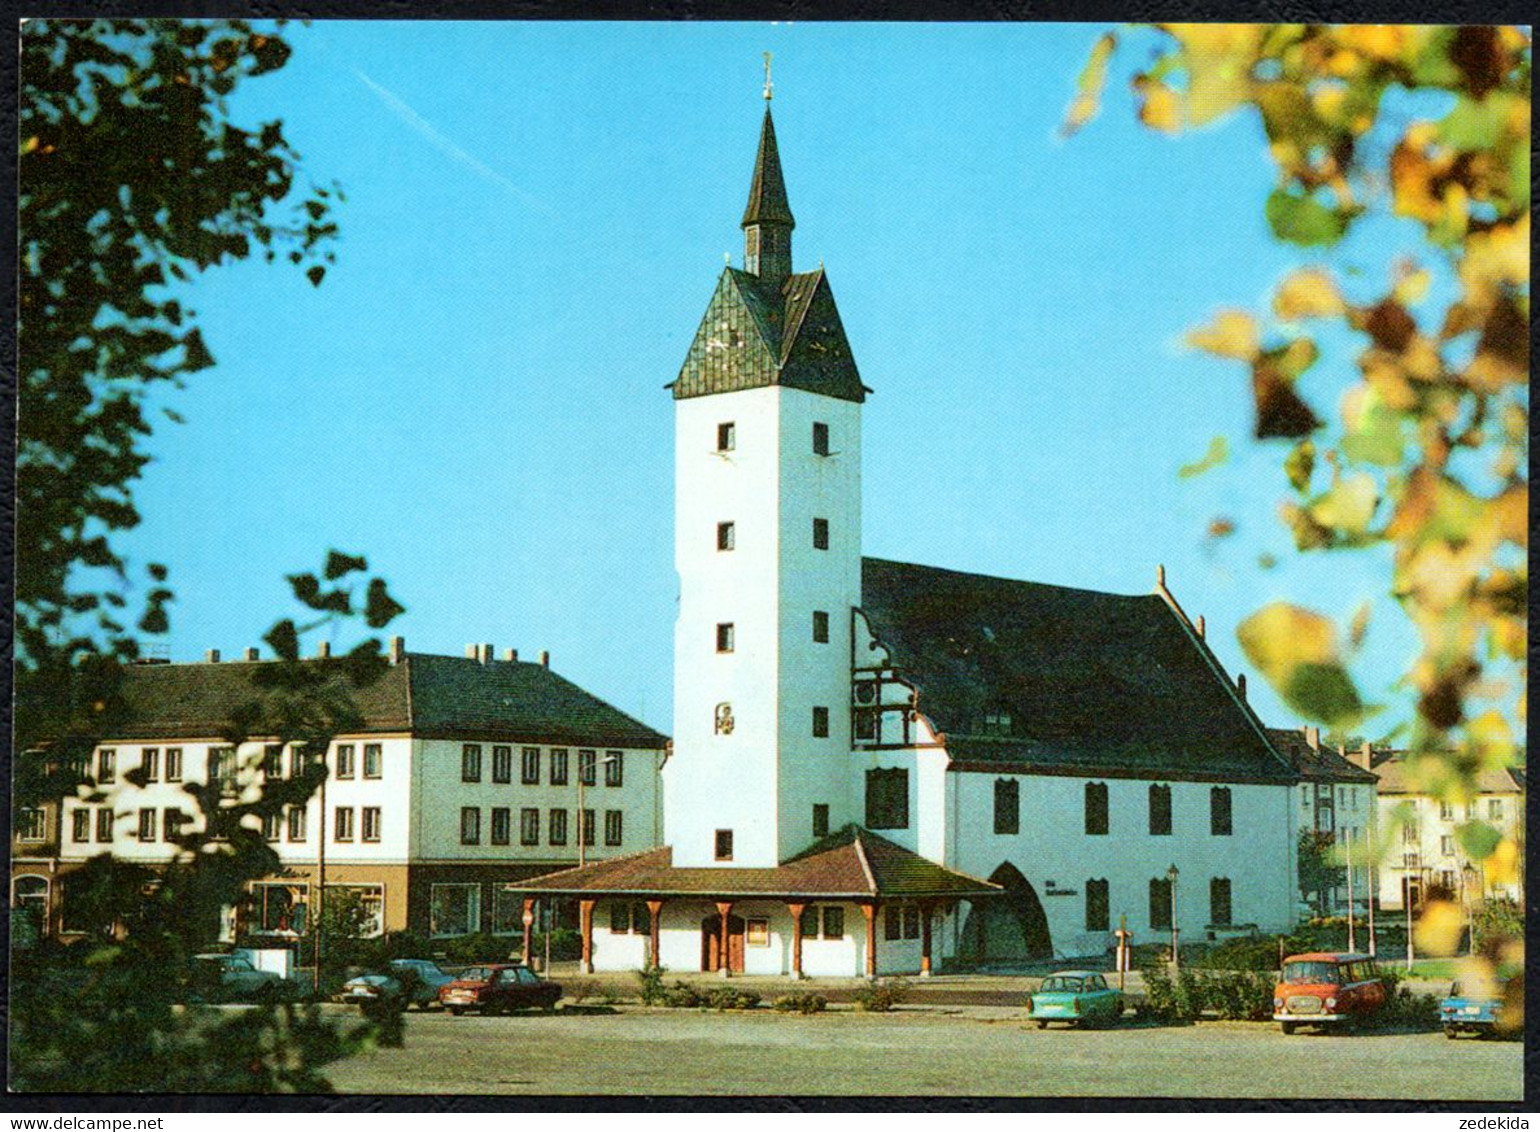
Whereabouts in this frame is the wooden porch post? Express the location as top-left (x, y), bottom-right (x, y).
top-left (862, 903), bottom-right (877, 979)
top-left (646, 899), bottom-right (663, 969)
top-left (521, 898), bottom-right (536, 965)
top-left (579, 898), bottom-right (596, 974)
top-left (920, 902), bottom-right (934, 977)
top-left (787, 902), bottom-right (805, 979)
top-left (715, 901), bottom-right (734, 977)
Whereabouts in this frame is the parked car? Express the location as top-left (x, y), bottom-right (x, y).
top-left (1026, 971), bottom-right (1123, 1029)
top-left (1440, 980), bottom-right (1506, 1039)
top-left (339, 959), bottom-right (455, 1013)
top-left (438, 963), bottom-right (562, 1015)
top-left (1273, 951), bottom-right (1385, 1034)
top-left (187, 953), bottom-right (294, 1003)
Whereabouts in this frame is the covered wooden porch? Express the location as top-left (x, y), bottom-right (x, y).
top-left (507, 825), bottom-right (1000, 978)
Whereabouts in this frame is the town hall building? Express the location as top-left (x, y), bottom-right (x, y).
top-left (511, 85), bottom-right (1302, 977)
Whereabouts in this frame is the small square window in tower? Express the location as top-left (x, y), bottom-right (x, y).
top-left (812, 610), bottom-right (830, 643)
top-left (714, 829), bottom-right (734, 861)
top-left (812, 421), bottom-right (829, 456)
top-left (812, 518), bottom-right (829, 550)
top-left (716, 623), bottom-right (735, 653)
top-left (717, 521), bottom-right (735, 551)
top-left (717, 422), bottom-right (736, 452)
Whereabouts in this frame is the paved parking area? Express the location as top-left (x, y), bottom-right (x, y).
top-left (322, 1004), bottom-right (1522, 1100)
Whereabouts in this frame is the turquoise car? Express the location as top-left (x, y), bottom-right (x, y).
top-left (1440, 981), bottom-right (1507, 1039)
top-left (1027, 970), bottom-right (1124, 1029)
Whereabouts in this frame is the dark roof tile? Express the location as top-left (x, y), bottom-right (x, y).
top-left (860, 558), bottom-right (1296, 784)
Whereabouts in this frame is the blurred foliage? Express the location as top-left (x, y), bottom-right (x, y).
top-left (16, 18), bottom-right (340, 700)
top-left (12, 20), bottom-right (410, 1093)
top-left (1069, 22), bottom-right (1526, 1013)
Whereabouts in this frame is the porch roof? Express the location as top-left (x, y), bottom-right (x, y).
top-left (505, 825), bottom-right (1000, 901)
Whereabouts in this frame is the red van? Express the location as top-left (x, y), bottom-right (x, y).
top-left (1273, 952), bottom-right (1386, 1034)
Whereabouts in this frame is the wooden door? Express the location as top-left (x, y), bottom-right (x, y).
top-left (700, 914), bottom-right (746, 973)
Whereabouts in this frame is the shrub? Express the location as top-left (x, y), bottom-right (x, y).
top-left (772, 992), bottom-right (828, 1014)
top-left (706, 988), bottom-right (761, 1011)
top-left (1140, 961), bottom-right (1273, 1021)
top-left (1377, 985), bottom-right (1439, 1029)
top-left (635, 966), bottom-right (668, 1005)
top-left (853, 978), bottom-right (910, 1013)
top-left (661, 981), bottom-right (705, 1008)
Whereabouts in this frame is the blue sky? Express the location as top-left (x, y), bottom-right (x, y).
top-left (115, 21), bottom-right (1437, 737)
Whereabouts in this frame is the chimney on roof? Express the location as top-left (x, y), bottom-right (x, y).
top-left (503, 648), bottom-right (518, 662)
top-left (388, 635), bottom-right (405, 665)
top-left (1350, 740), bottom-right (1374, 770)
top-left (1156, 564), bottom-right (1166, 589)
top-left (540, 650), bottom-right (550, 668)
top-left (244, 647), bottom-right (259, 662)
top-left (1236, 673), bottom-right (1246, 699)
top-left (480, 643), bottom-right (494, 665)
top-left (1196, 615), bottom-right (1206, 639)
top-left (1304, 725), bottom-right (1320, 751)
top-left (317, 640), bottom-right (331, 659)
top-left (206, 649), bottom-right (221, 663)
top-left (465, 644), bottom-right (479, 660)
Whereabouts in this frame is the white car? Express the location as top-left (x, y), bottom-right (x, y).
top-left (339, 958), bottom-right (454, 1012)
top-left (188, 953), bottom-right (294, 1003)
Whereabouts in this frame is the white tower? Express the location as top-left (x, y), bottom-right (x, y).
top-left (665, 95), bottom-right (868, 867)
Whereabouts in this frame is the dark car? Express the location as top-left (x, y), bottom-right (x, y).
top-left (438, 963), bottom-right (562, 1015)
top-left (339, 958), bottom-right (455, 1013)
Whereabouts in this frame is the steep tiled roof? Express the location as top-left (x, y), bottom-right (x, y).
top-left (1370, 752), bottom-right (1525, 796)
top-left (510, 826), bottom-right (999, 900)
top-left (1266, 728), bottom-right (1379, 784)
top-left (101, 653), bottom-right (666, 748)
top-left (860, 558), bottom-right (1296, 785)
top-left (671, 267), bottom-right (865, 403)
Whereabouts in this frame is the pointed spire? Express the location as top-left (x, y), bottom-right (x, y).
top-left (742, 106), bottom-right (795, 230)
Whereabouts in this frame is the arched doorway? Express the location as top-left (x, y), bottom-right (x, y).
top-left (700, 913), bottom-right (746, 973)
top-left (959, 863), bottom-right (1052, 966)
top-left (12, 875), bottom-right (50, 941)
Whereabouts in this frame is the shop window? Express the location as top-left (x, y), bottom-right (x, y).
top-left (430, 884), bottom-right (481, 937)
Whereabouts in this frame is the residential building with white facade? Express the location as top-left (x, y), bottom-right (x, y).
top-left (1366, 749), bottom-right (1525, 911)
top-left (1268, 726), bottom-right (1379, 916)
top-left (15, 640), bottom-right (667, 943)
top-left (511, 93), bottom-right (1302, 978)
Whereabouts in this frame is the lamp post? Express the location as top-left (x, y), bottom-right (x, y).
top-left (1166, 864), bottom-right (1180, 971)
top-left (1344, 827), bottom-right (1356, 953)
top-left (1462, 861), bottom-right (1478, 956)
top-left (576, 753), bottom-right (621, 869)
top-left (1404, 868), bottom-right (1416, 973)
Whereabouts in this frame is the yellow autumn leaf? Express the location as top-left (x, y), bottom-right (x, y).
top-left (1394, 268), bottom-right (1431, 305)
top-left (1413, 899), bottom-right (1464, 957)
top-left (1063, 32), bottom-right (1117, 137)
top-left (1461, 213), bottom-right (1529, 297)
top-left (1187, 310), bottom-right (1259, 359)
top-left (1310, 473), bottom-right (1379, 533)
top-left (1166, 24), bottom-right (1263, 126)
top-left (1136, 77), bottom-right (1181, 133)
top-left (1274, 268), bottom-right (1343, 320)
top-left (1465, 711), bottom-right (1515, 770)
top-left (1484, 837), bottom-right (1521, 888)
top-left (1337, 25), bottom-right (1407, 62)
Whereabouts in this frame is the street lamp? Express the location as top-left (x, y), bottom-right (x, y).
top-left (1462, 861), bottom-right (1478, 956)
top-left (576, 753), bottom-right (621, 868)
top-left (1166, 864), bottom-right (1180, 971)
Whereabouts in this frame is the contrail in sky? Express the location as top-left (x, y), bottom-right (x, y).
top-left (353, 67), bottom-right (559, 219)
